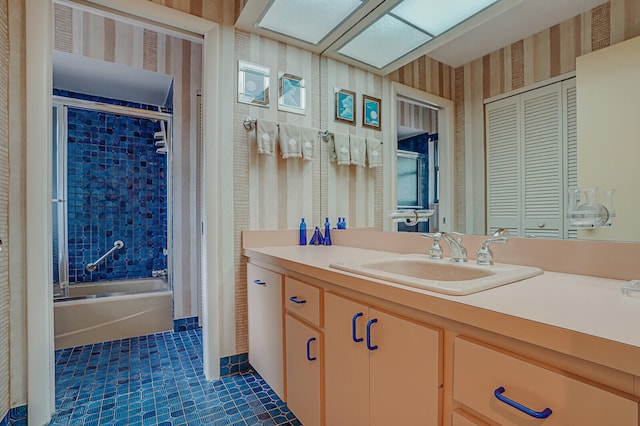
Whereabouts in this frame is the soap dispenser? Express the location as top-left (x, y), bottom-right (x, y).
top-left (323, 218), bottom-right (332, 246)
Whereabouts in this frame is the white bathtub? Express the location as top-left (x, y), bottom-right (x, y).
top-left (54, 278), bottom-right (173, 349)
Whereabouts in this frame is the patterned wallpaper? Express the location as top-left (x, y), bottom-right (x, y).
top-left (0, 0), bottom-right (8, 420)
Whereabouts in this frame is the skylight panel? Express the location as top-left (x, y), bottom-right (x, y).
top-left (258, 0), bottom-right (363, 45)
top-left (391, 0), bottom-right (499, 36)
top-left (337, 14), bottom-right (432, 69)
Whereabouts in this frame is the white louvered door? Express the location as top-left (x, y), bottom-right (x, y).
top-left (486, 96), bottom-right (521, 236)
top-left (486, 79), bottom-right (574, 239)
top-left (521, 84), bottom-right (564, 238)
top-left (563, 79), bottom-right (578, 239)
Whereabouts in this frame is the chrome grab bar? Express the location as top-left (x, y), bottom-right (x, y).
top-left (86, 240), bottom-right (124, 272)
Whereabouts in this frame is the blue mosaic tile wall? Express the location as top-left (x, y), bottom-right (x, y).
top-left (0, 406), bottom-right (27, 426)
top-left (61, 92), bottom-right (168, 283)
top-left (220, 353), bottom-right (251, 377)
top-left (173, 316), bottom-right (199, 332)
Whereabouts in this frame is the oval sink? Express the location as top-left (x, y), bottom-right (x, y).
top-left (359, 258), bottom-right (494, 281)
top-left (330, 254), bottom-right (543, 295)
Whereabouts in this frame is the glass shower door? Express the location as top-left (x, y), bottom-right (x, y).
top-left (52, 105), bottom-right (69, 298)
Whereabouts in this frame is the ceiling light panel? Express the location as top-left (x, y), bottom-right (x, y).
top-left (391, 0), bottom-right (499, 36)
top-left (258, 0), bottom-right (364, 45)
top-left (338, 14), bottom-right (431, 69)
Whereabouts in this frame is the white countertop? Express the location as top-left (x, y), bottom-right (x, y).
top-left (244, 244), bottom-right (640, 362)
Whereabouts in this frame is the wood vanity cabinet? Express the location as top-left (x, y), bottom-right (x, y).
top-left (324, 292), bottom-right (441, 426)
top-left (246, 263), bottom-right (285, 400)
top-left (284, 278), bottom-right (323, 426)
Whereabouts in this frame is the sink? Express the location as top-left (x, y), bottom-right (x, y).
top-left (330, 254), bottom-right (542, 295)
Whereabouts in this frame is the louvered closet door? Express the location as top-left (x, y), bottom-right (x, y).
top-left (521, 84), bottom-right (564, 239)
top-left (486, 96), bottom-right (521, 236)
top-left (563, 79), bottom-right (578, 239)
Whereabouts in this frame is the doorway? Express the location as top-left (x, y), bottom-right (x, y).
top-left (396, 99), bottom-right (440, 233)
top-left (386, 82), bottom-right (454, 234)
top-left (26, 2), bottom-right (224, 423)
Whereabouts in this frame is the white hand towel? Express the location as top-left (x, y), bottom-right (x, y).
top-left (301, 127), bottom-right (316, 161)
top-left (278, 123), bottom-right (302, 159)
top-left (366, 137), bottom-right (383, 168)
top-left (350, 135), bottom-right (366, 167)
top-left (256, 119), bottom-right (277, 155)
top-left (331, 133), bottom-right (350, 166)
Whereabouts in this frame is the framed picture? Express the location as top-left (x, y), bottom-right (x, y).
top-left (363, 95), bottom-right (381, 130)
top-left (278, 72), bottom-right (306, 115)
top-left (335, 88), bottom-right (356, 125)
top-left (237, 60), bottom-right (270, 107)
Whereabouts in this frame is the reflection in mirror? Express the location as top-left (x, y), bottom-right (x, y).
top-left (396, 99), bottom-right (439, 234)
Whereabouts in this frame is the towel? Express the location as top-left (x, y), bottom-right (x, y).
top-left (301, 127), bottom-right (316, 161)
top-left (256, 119), bottom-right (277, 155)
top-left (331, 133), bottom-right (350, 165)
top-left (366, 137), bottom-right (382, 168)
top-left (350, 135), bottom-right (366, 167)
top-left (278, 123), bottom-right (302, 159)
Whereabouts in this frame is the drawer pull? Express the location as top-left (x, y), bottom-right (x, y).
top-left (494, 387), bottom-right (552, 419)
top-left (253, 279), bottom-right (266, 286)
top-left (306, 337), bottom-right (317, 361)
top-left (352, 312), bottom-right (364, 343)
top-left (366, 318), bottom-right (378, 351)
top-left (289, 296), bottom-right (307, 304)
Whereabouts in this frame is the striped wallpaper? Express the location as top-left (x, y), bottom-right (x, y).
top-left (53, 4), bottom-right (203, 320)
top-left (0, 0), bottom-right (9, 418)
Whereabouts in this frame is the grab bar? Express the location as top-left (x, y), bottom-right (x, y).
top-left (86, 240), bottom-right (124, 272)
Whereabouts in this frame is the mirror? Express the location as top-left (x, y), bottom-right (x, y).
top-left (318, 1), bottom-right (639, 243)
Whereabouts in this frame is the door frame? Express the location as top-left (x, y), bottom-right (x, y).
top-left (26, 1), bottom-right (231, 423)
top-left (384, 81), bottom-right (455, 232)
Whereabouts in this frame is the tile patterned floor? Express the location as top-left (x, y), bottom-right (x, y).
top-left (50, 329), bottom-right (300, 425)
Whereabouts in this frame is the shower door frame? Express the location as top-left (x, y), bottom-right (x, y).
top-left (52, 96), bottom-right (174, 296)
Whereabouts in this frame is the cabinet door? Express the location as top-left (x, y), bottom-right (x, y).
top-left (486, 95), bottom-right (522, 236)
top-left (521, 83), bottom-right (564, 238)
top-left (247, 263), bottom-right (284, 400)
top-left (285, 314), bottom-right (321, 426)
top-left (324, 292), bottom-right (370, 426)
top-left (369, 308), bottom-right (441, 426)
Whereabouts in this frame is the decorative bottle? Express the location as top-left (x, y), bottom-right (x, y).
top-left (324, 218), bottom-right (332, 246)
top-left (299, 218), bottom-right (307, 245)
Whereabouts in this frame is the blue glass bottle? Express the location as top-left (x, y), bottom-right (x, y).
top-left (299, 218), bottom-right (307, 245)
top-left (324, 218), bottom-right (332, 246)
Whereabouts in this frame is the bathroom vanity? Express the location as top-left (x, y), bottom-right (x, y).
top-left (243, 230), bottom-right (640, 426)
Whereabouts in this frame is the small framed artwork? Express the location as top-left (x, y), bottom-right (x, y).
top-left (363, 95), bottom-right (381, 130)
top-left (237, 60), bottom-right (270, 107)
top-left (335, 88), bottom-right (356, 125)
top-left (278, 72), bottom-right (306, 115)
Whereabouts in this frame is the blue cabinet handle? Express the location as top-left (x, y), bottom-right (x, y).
top-left (494, 387), bottom-right (552, 419)
top-left (366, 318), bottom-right (378, 351)
top-left (289, 296), bottom-right (306, 304)
top-left (253, 279), bottom-right (266, 286)
top-left (306, 337), bottom-right (317, 361)
top-left (352, 312), bottom-right (364, 343)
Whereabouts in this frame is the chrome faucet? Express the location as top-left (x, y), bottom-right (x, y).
top-left (476, 231), bottom-right (509, 266)
top-left (423, 232), bottom-right (467, 263)
top-left (422, 233), bottom-right (444, 260)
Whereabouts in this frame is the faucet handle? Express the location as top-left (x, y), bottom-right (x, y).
top-left (476, 236), bottom-right (508, 266)
top-left (421, 233), bottom-right (444, 260)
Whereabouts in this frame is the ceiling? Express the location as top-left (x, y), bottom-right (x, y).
top-left (236, 0), bottom-right (607, 74)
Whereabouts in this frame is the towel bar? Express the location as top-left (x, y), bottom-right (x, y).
top-left (243, 117), bottom-right (257, 130)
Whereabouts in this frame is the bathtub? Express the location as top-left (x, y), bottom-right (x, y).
top-left (54, 278), bottom-right (173, 349)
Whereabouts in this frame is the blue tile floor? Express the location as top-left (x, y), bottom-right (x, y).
top-left (50, 329), bottom-right (301, 425)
